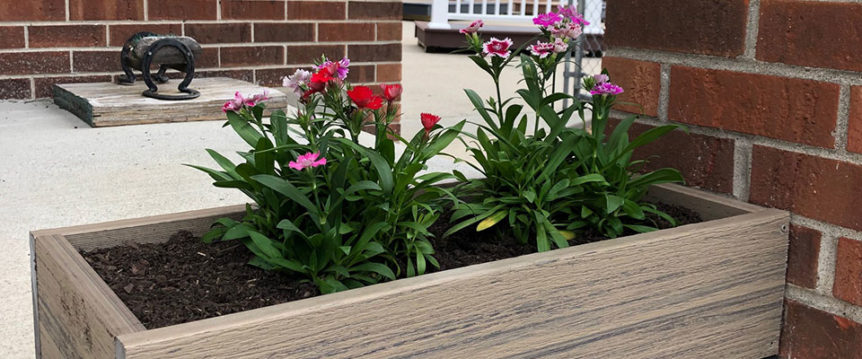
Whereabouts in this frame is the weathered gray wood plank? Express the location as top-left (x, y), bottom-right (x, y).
top-left (116, 209), bottom-right (789, 359)
top-left (53, 77), bottom-right (288, 127)
top-left (33, 234), bottom-right (145, 359)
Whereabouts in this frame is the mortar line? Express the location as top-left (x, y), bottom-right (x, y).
top-left (732, 138), bottom-right (752, 201)
top-left (791, 215), bottom-right (862, 242)
top-left (742, 0), bottom-right (761, 59)
top-left (657, 63), bottom-right (670, 122)
top-left (785, 285), bottom-right (862, 324)
top-left (23, 26), bottom-right (29, 48)
top-left (833, 85), bottom-right (851, 152)
top-left (815, 234), bottom-right (838, 296)
top-left (143, 0), bottom-right (149, 21)
top-left (609, 48), bottom-right (862, 85)
top-left (65, 0), bottom-right (70, 21)
top-left (29, 78), bottom-right (35, 100)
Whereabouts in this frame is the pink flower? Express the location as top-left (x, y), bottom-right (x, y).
top-left (381, 83), bottom-right (403, 102)
top-left (289, 152), bottom-right (327, 171)
top-left (459, 19), bottom-right (484, 34)
top-left (483, 37), bottom-right (513, 58)
top-left (250, 90), bottom-right (270, 104)
top-left (222, 91), bottom-right (247, 112)
top-left (555, 5), bottom-right (589, 25)
top-left (317, 57), bottom-right (350, 80)
top-left (529, 41), bottom-right (555, 59)
top-left (283, 69), bottom-right (311, 97)
top-left (551, 22), bottom-right (582, 40)
top-left (552, 38), bottom-right (568, 53)
top-left (532, 12), bottom-right (562, 28)
top-left (590, 82), bottom-right (624, 96)
top-left (571, 13), bottom-right (590, 26)
top-left (592, 74), bottom-right (610, 84)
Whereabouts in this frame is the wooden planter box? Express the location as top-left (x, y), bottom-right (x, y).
top-left (31, 184), bottom-right (789, 359)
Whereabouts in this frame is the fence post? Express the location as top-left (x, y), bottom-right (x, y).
top-left (428, 0), bottom-right (452, 29)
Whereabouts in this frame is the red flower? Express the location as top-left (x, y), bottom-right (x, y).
top-left (347, 86), bottom-right (383, 110)
top-left (381, 84), bottom-right (403, 102)
top-left (421, 113), bottom-right (441, 133)
top-left (308, 67), bottom-right (333, 93)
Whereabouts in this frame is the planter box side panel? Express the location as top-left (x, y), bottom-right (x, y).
top-left (33, 234), bottom-right (145, 359)
top-left (117, 209), bottom-right (789, 359)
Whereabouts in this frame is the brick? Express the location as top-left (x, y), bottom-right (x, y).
top-left (319, 23), bottom-right (375, 42)
top-left (847, 87), bottom-right (862, 154)
top-left (377, 22), bottom-right (401, 41)
top-left (376, 63), bottom-right (401, 82)
top-left (786, 225), bottom-right (821, 289)
top-left (346, 64), bottom-right (375, 83)
top-left (780, 300), bottom-right (862, 359)
top-left (0, 79), bottom-right (31, 99)
top-left (348, 43), bottom-right (400, 62)
top-left (185, 23), bottom-right (251, 44)
top-left (0, 27), bottom-right (25, 49)
top-left (286, 44), bottom-right (345, 65)
top-left (196, 47), bottom-right (219, 68)
top-left (0, 0), bottom-right (64, 21)
top-left (602, 57), bottom-right (661, 117)
top-left (669, 66), bottom-right (839, 148)
top-left (348, 1), bottom-right (401, 20)
top-left (750, 146), bottom-right (862, 231)
top-left (758, 0), bottom-right (862, 72)
top-left (72, 51), bottom-right (116, 73)
top-left (29, 25), bottom-right (107, 48)
top-left (221, 0), bottom-right (285, 20)
top-left (196, 69), bottom-right (254, 83)
top-left (69, 0), bottom-right (143, 20)
top-left (254, 23), bottom-right (315, 43)
top-left (221, 46), bottom-right (284, 67)
top-left (834, 237), bottom-right (862, 306)
top-left (34, 75), bottom-right (112, 98)
top-left (287, 1), bottom-right (345, 20)
top-left (255, 67), bottom-right (299, 87)
top-left (0, 52), bottom-right (69, 76)
top-left (605, 0), bottom-right (748, 57)
top-left (148, 0), bottom-right (217, 20)
top-left (607, 119), bottom-right (735, 194)
top-left (109, 24), bottom-right (183, 46)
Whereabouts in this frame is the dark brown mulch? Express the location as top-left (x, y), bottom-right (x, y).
top-left (81, 203), bottom-right (700, 329)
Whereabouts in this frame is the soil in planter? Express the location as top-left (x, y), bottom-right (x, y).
top-left (82, 203), bottom-right (700, 329)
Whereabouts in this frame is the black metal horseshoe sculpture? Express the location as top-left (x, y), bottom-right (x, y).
top-left (118, 32), bottom-right (203, 100)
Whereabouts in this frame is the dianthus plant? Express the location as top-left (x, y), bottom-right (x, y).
top-left (450, 8), bottom-right (684, 251)
top-left (191, 55), bottom-right (463, 293)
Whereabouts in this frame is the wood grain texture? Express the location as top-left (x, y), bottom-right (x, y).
top-left (117, 209), bottom-right (789, 359)
top-left (33, 234), bottom-right (145, 359)
top-left (52, 77), bottom-right (288, 127)
top-left (34, 204), bottom-right (245, 252)
top-left (646, 183), bottom-right (764, 221)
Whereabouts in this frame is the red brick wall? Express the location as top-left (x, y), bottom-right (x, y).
top-left (0, 0), bottom-right (402, 99)
top-left (605, 1), bottom-right (862, 357)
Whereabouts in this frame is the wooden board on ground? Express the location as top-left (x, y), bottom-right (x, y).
top-left (52, 77), bottom-right (288, 127)
top-left (31, 184), bottom-right (790, 359)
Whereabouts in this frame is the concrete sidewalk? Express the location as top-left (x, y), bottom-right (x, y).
top-left (0, 21), bottom-right (601, 358)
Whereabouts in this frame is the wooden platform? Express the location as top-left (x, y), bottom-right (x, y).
top-left (53, 77), bottom-right (288, 127)
top-left (415, 20), bottom-right (604, 53)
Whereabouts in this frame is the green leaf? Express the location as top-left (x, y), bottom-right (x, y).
top-left (226, 110), bottom-right (263, 147)
top-left (624, 224), bottom-right (659, 233)
top-left (465, 89), bottom-right (498, 131)
top-left (335, 138), bottom-right (394, 194)
top-left (248, 231), bottom-right (281, 259)
top-left (251, 174), bottom-right (317, 213)
top-left (605, 194), bottom-right (625, 214)
top-left (352, 262), bottom-right (396, 280)
top-left (621, 200), bottom-right (646, 220)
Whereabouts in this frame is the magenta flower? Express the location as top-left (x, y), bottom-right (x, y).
top-left (459, 19), bottom-right (484, 34)
top-left (483, 37), bottom-right (513, 58)
top-left (551, 22), bottom-right (582, 40)
top-left (555, 5), bottom-right (589, 25)
top-left (590, 82), bottom-right (624, 96)
top-left (250, 90), bottom-right (270, 104)
top-left (289, 152), bottom-right (327, 171)
top-left (529, 41), bottom-right (555, 58)
top-left (532, 12), bottom-right (562, 28)
top-left (222, 91), bottom-right (251, 112)
top-left (317, 57), bottom-right (350, 80)
top-left (592, 74), bottom-right (610, 84)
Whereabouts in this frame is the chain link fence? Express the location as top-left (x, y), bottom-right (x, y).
top-left (563, 0), bottom-right (605, 99)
